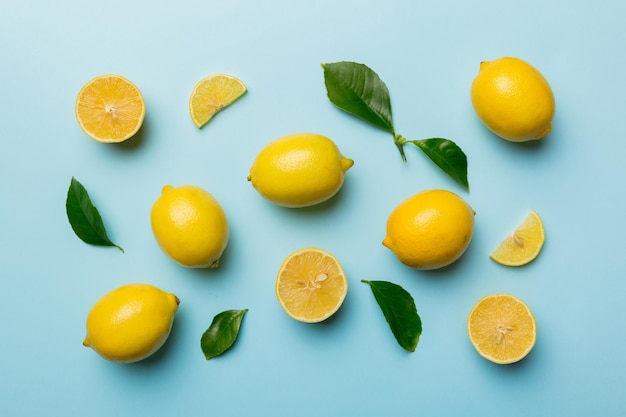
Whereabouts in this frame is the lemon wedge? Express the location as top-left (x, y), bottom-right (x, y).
top-left (189, 73), bottom-right (246, 128)
top-left (490, 210), bottom-right (544, 266)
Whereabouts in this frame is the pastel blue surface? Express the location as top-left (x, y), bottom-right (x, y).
top-left (1, 0), bottom-right (625, 416)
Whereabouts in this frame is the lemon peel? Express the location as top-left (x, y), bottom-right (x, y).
top-left (471, 57), bottom-right (555, 142)
top-left (248, 133), bottom-right (353, 208)
top-left (83, 283), bottom-right (179, 363)
top-left (383, 189), bottom-right (475, 270)
top-left (151, 185), bottom-right (229, 268)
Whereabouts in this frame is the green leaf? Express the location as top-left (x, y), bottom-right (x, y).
top-left (322, 61), bottom-right (394, 133)
top-left (201, 309), bottom-right (248, 360)
top-left (65, 177), bottom-right (123, 252)
top-left (407, 138), bottom-right (469, 191)
top-left (411, 138), bottom-right (469, 191)
top-left (362, 280), bottom-right (422, 352)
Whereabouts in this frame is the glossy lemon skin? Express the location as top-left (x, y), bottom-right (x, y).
top-left (383, 189), bottom-right (475, 270)
top-left (151, 185), bottom-right (229, 268)
top-left (471, 57), bottom-right (555, 142)
top-left (83, 283), bottom-right (179, 363)
top-left (248, 133), bottom-right (354, 208)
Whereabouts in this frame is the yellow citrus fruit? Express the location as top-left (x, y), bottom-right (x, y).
top-left (83, 283), bottom-right (179, 363)
top-left (276, 247), bottom-right (348, 323)
top-left (467, 293), bottom-right (537, 364)
top-left (471, 57), bottom-right (555, 142)
top-left (490, 210), bottom-right (545, 266)
top-left (189, 74), bottom-right (246, 128)
top-left (75, 74), bottom-right (145, 143)
top-left (151, 185), bottom-right (229, 268)
top-left (383, 189), bottom-right (475, 270)
top-left (248, 133), bottom-right (354, 208)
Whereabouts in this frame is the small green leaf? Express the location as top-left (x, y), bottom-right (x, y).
top-left (322, 61), bottom-right (394, 133)
top-left (66, 177), bottom-right (123, 252)
top-left (411, 138), bottom-right (469, 191)
top-left (362, 280), bottom-right (422, 352)
top-left (201, 309), bottom-right (248, 360)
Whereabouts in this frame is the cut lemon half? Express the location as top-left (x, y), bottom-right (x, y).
top-left (276, 248), bottom-right (348, 323)
top-left (189, 74), bottom-right (246, 128)
top-left (490, 210), bottom-right (545, 266)
top-left (75, 74), bottom-right (145, 143)
top-left (467, 294), bottom-right (536, 364)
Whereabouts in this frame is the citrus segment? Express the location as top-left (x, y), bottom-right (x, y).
top-left (75, 74), bottom-right (145, 143)
top-left (276, 248), bottom-right (348, 323)
top-left (490, 210), bottom-right (544, 266)
top-left (467, 294), bottom-right (536, 364)
top-left (189, 74), bottom-right (246, 128)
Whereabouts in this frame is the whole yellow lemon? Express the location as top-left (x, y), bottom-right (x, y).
top-left (151, 185), bottom-right (229, 268)
top-left (383, 189), bottom-right (475, 270)
top-left (248, 133), bottom-right (354, 208)
top-left (471, 57), bottom-right (555, 142)
top-left (83, 283), bottom-right (179, 363)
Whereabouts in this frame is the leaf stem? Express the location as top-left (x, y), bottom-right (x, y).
top-left (393, 134), bottom-right (408, 163)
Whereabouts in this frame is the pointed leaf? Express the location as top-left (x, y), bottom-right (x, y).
top-left (362, 280), bottom-right (422, 352)
top-left (322, 61), bottom-right (394, 133)
top-left (201, 309), bottom-right (248, 360)
top-left (66, 177), bottom-right (123, 251)
top-left (412, 138), bottom-right (469, 191)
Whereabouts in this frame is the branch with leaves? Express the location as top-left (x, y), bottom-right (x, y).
top-left (322, 61), bottom-right (469, 191)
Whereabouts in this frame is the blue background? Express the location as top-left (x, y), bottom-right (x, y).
top-left (1, 0), bottom-right (625, 415)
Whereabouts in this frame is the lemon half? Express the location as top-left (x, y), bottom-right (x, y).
top-left (276, 248), bottom-right (348, 323)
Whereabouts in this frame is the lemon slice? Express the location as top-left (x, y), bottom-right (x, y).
top-left (490, 210), bottom-right (544, 266)
top-left (276, 248), bottom-right (348, 323)
top-left (75, 74), bottom-right (145, 143)
top-left (189, 74), bottom-right (246, 128)
top-left (467, 293), bottom-right (537, 364)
